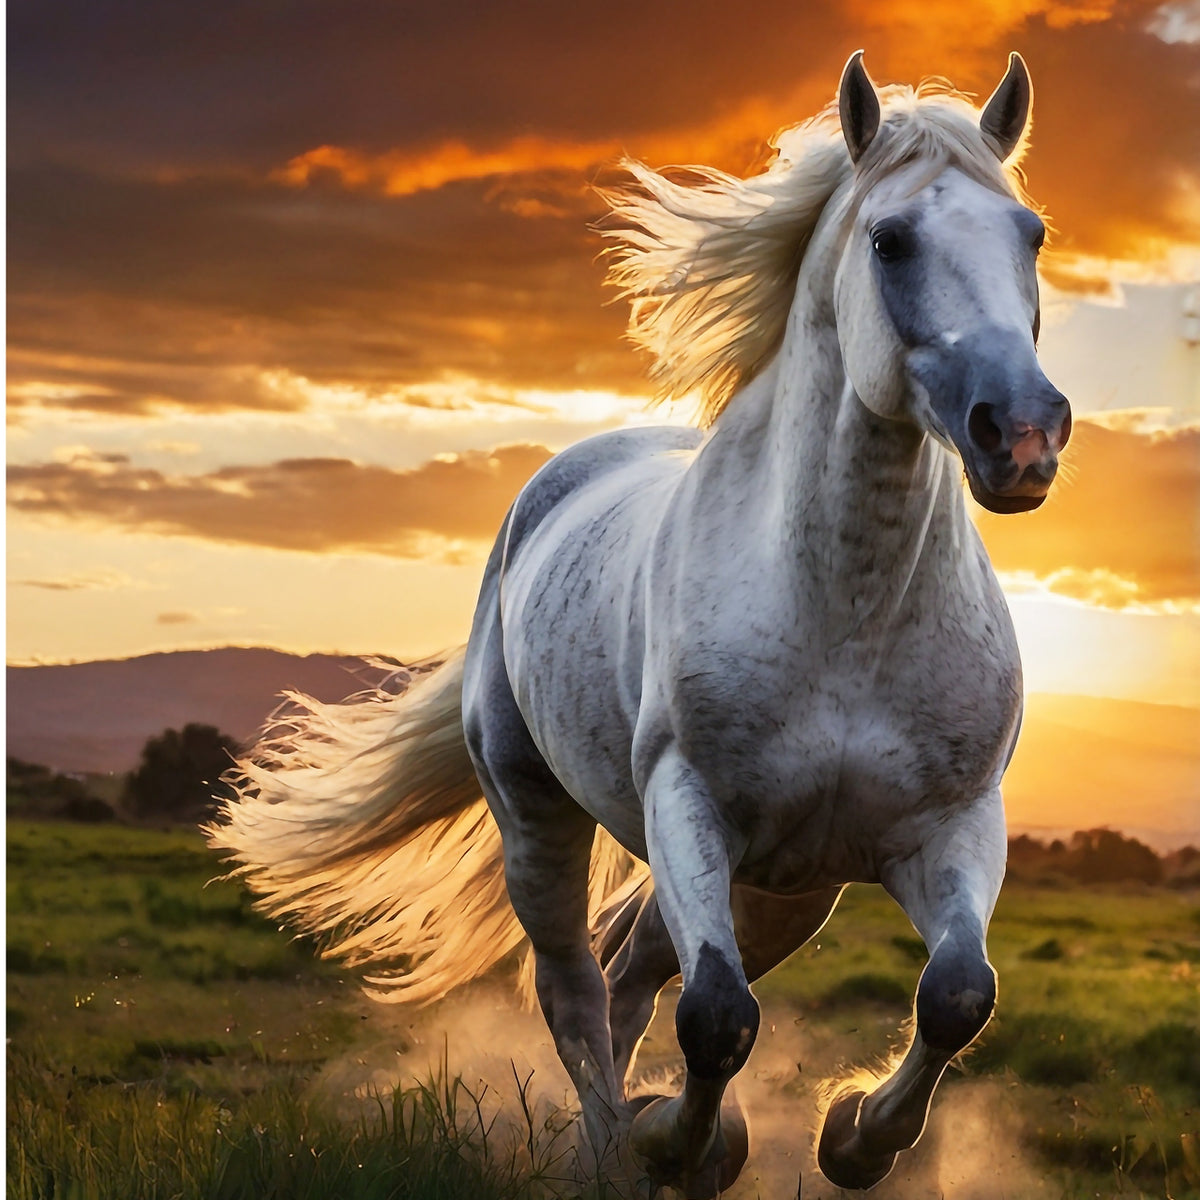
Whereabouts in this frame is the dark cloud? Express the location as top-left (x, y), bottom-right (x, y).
top-left (6, 166), bottom-right (636, 415)
top-left (7, 444), bottom-right (554, 558)
top-left (6, 0), bottom-right (852, 169)
top-left (975, 420), bottom-right (1200, 604)
top-left (5, 0), bottom-right (1195, 419)
top-left (10, 568), bottom-right (134, 592)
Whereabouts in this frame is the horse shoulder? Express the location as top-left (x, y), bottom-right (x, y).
top-left (490, 426), bottom-right (701, 835)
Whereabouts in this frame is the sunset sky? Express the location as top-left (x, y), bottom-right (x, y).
top-left (7, 0), bottom-right (1199, 760)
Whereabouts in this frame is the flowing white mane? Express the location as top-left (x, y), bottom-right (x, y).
top-left (599, 81), bottom-right (1035, 425)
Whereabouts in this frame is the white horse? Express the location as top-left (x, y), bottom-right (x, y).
top-left (207, 51), bottom-right (1071, 1194)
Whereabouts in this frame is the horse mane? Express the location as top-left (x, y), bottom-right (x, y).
top-left (598, 81), bottom-right (1035, 426)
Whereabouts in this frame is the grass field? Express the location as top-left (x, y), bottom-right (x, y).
top-left (7, 819), bottom-right (1199, 1199)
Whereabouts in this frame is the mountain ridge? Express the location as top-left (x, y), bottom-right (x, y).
top-left (7, 648), bottom-right (379, 774)
top-left (7, 649), bottom-right (1197, 850)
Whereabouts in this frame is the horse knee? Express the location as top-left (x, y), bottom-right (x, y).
top-left (915, 934), bottom-right (996, 1052)
top-left (675, 942), bottom-right (759, 1079)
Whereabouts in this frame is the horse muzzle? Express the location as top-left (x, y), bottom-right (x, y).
top-left (909, 327), bottom-right (1072, 514)
top-left (961, 394), bottom-right (1071, 513)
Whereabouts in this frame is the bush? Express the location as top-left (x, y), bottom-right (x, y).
top-left (969, 1010), bottom-right (1099, 1085)
top-left (890, 935), bottom-right (927, 963)
top-left (123, 725), bottom-right (239, 821)
top-left (1128, 1022), bottom-right (1200, 1097)
top-left (1023, 937), bottom-right (1065, 961)
top-left (1067, 829), bottom-right (1163, 885)
top-left (822, 972), bottom-right (911, 1009)
top-left (7, 757), bottom-right (114, 822)
top-left (62, 794), bottom-right (116, 823)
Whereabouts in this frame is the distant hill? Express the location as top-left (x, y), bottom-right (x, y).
top-left (6, 651), bottom-right (1198, 849)
top-left (6, 649), bottom-right (379, 774)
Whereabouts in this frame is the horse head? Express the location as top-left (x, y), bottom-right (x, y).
top-left (833, 51), bottom-right (1071, 513)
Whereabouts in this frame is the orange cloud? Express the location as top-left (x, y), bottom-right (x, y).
top-left (10, 419), bottom-right (1195, 611)
top-left (1036, 568), bottom-right (1143, 607)
top-left (272, 94), bottom-right (799, 199)
top-left (10, 4), bottom-right (1197, 434)
top-left (268, 16), bottom-right (1198, 293)
top-left (844, 0), bottom-right (1119, 51)
top-left (275, 139), bottom-right (611, 198)
top-left (7, 444), bottom-right (553, 560)
top-left (272, 0), bottom-right (1150, 205)
top-left (11, 568), bottom-right (138, 592)
top-left (974, 419), bottom-right (1199, 605)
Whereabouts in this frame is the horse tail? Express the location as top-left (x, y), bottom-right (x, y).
top-left (204, 647), bottom-right (645, 1005)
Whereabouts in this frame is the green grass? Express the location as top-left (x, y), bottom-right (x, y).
top-left (6, 820), bottom-right (584, 1200)
top-left (7, 1053), bottom-right (576, 1200)
top-left (754, 882), bottom-right (1200, 1197)
top-left (8, 819), bottom-right (1200, 1198)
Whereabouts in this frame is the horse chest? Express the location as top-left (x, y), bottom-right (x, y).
top-left (667, 613), bottom-right (1020, 885)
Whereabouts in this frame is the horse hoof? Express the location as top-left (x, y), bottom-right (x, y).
top-left (629, 1092), bottom-right (748, 1199)
top-left (816, 1089), bottom-right (897, 1190)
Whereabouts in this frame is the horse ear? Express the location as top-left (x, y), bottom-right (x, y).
top-left (980, 52), bottom-right (1032, 162)
top-left (839, 50), bottom-right (881, 164)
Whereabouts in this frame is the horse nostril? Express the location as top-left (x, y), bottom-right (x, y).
top-left (967, 403), bottom-right (1004, 453)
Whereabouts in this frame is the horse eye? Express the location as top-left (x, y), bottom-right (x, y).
top-left (871, 225), bottom-right (911, 263)
top-left (1017, 210), bottom-right (1046, 253)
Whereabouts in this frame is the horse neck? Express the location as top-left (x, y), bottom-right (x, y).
top-left (710, 273), bottom-right (973, 627)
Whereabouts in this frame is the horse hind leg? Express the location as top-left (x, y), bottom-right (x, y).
top-left (463, 636), bottom-right (628, 1167)
top-left (594, 876), bottom-right (673, 1097)
top-left (817, 798), bottom-right (1005, 1190)
top-left (503, 809), bottom-right (628, 1165)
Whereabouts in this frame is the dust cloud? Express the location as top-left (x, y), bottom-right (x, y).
top-left (729, 1013), bottom-right (1052, 1199)
top-left (315, 980), bottom-right (1054, 1199)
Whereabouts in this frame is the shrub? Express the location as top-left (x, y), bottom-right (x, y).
top-left (968, 1010), bottom-right (1099, 1086)
top-left (822, 972), bottom-right (911, 1009)
top-left (890, 935), bottom-right (927, 963)
top-left (123, 725), bottom-right (239, 821)
top-left (1128, 1022), bottom-right (1200, 1097)
top-left (1023, 937), bottom-right (1065, 961)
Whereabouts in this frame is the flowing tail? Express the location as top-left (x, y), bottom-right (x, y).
top-left (204, 648), bottom-right (641, 1005)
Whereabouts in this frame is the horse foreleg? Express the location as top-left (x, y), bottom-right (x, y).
top-left (625, 750), bottom-right (758, 1199)
top-left (817, 796), bottom-right (1005, 1190)
top-left (600, 881), bottom-right (844, 1094)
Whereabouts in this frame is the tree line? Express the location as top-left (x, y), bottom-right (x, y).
top-left (7, 722), bottom-right (239, 824)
